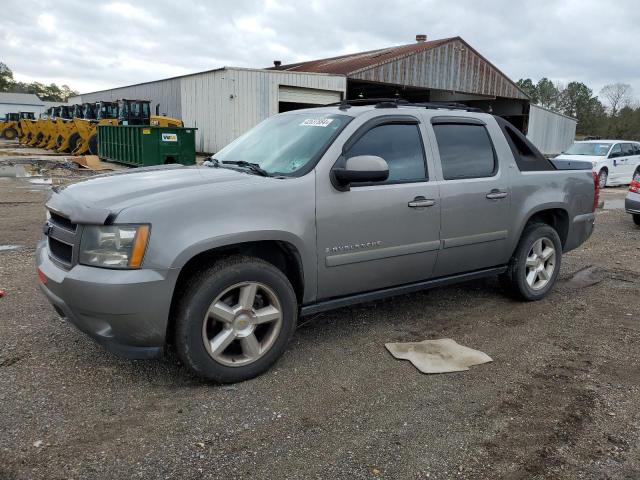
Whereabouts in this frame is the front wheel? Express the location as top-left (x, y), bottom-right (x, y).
top-left (174, 256), bottom-right (297, 383)
top-left (500, 223), bottom-right (562, 301)
top-left (634, 214), bottom-right (640, 226)
top-left (2, 127), bottom-right (17, 140)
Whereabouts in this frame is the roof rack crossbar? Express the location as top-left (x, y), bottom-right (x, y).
top-left (324, 97), bottom-right (484, 113)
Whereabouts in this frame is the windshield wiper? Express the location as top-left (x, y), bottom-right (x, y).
top-left (220, 160), bottom-right (270, 177)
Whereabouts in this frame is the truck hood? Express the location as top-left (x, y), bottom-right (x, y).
top-left (46, 165), bottom-right (264, 224)
top-left (555, 154), bottom-right (603, 162)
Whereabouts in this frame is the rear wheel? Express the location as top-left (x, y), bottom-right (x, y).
top-left (174, 256), bottom-right (297, 383)
top-left (2, 127), bottom-right (17, 140)
top-left (598, 169), bottom-right (608, 188)
top-left (500, 223), bottom-right (562, 301)
top-left (634, 214), bottom-right (640, 226)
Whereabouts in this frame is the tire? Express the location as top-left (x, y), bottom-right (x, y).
top-left (55, 135), bottom-right (63, 149)
top-left (174, 256), bottom-right (297, 383)
top-left (634, 214), bottom-right (640, 226)
top-left (68, 132), bottom-right (81, 154)
top-left (500, 223), bottom-right (562, 301)
top-left (598, 169), bottom-right (608, 189)
top-left (2, 127), bottom-right (17, 140)
top-left (87, 134), bottom-right (98, 155)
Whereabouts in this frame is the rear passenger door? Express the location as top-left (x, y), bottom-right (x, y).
top-left (428, 117), bottom-right (510, 277)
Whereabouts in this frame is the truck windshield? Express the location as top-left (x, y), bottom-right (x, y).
top-left (214, 113), bottom-right (352, 176)
top-left (564, 143), bottom-right (612, 156)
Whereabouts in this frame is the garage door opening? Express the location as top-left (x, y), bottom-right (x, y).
top-left (278, 86), bottom-right (342, 113)
top-left (278, 101), bottom-right (319, 113)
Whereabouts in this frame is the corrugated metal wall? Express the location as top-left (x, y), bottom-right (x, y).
top-left (526, 104), bottom-right (577, 155)
top-left (180, 68), bottom-right (345, 153)
top-left (350, 39), bottom-right (528, 100)
top-left (72, 77), bottom-right (182, 119)
top-left (69, 68), bottom-right (345, 153)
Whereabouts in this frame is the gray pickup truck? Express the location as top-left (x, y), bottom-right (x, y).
top-left (37, 101), bottom-right (598, 383)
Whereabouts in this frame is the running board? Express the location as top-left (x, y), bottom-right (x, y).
top-left (300, 266), bottom-right (508, 317)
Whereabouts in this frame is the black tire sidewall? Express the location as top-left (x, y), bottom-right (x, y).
top-left (633, 214), bottom-right (640, 226)
top-left (175, 258), bottom-right (297, 383)
top-left (512, 224), bottom-right (562, 301)
top-left (69, 132), bottom-right (80, 152)
top-left (88, 135), bottom-right (98, 155)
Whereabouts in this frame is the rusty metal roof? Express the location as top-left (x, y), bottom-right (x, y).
top-left (275, 37), bottom-right (455, 75)
top-left (274, 36), bottom-right (529, 100)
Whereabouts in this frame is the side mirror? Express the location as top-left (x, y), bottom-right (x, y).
top-left (332, 155), bottom-right (389, 188)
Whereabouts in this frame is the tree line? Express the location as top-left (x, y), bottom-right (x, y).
top-left (516, 77), bottom-right (639, 140)
top-left (0, 62), bottom-right (78, 102)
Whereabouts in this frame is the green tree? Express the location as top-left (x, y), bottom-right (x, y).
top-left (516, 78), bottom-right (539, 103)
top-left (0, 61), bottom-right (78, 101)
top-left (536, 78), bottom-right (558, 108)
top-left (0, 62), bottom-right (15, 91)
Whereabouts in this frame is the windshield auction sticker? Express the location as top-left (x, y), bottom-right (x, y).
top-left (300, 118), bottom-right (334, 127)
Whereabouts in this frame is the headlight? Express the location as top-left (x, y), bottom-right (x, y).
top-left (79, 224), bottom-right (150, 269)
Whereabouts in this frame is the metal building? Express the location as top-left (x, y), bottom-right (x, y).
top-left (526, 104), bottom-right (577, 155)
top-left (0, 92), bottom-right (44, 118)
top-left (69, 67), bottom-right (346, 153)
top-left (69, 35), bottom-right (575, 154)
top-left (276, 35), bottom-right (576, 152)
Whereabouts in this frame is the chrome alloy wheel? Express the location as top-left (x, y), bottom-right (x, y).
top-left (525, 238), bottom-right (556, 290)
top-left (202, 282), bottom-right (283, 367)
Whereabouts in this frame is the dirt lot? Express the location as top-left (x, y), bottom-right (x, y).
top-left (0, 144), bottom-right (639, 479)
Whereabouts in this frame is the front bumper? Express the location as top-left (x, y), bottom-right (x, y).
top-left (625, 191), bottom-right (640, 215)
top-left (36, 240), bottom-right (178, 359)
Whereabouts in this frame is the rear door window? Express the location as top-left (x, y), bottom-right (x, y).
top-left (622, 143), bottom-right (635, 157)
top-left (346, 123), bottom-right (427, 184)
top-left (433, 123), bottom-right (497, 180)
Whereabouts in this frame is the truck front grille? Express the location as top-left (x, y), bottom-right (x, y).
top-left (46, 210), bottom-right (78, 267)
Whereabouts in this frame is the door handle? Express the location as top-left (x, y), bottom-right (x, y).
top-left (408, 197), bottom-right (436, 208)
top-left (486, 190), bottom-right (508, 200)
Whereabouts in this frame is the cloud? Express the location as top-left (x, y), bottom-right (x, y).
top-left (1, 0), bottom-right (639, 100)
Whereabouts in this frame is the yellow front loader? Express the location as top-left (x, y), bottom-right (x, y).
top-left (28, 118), bottom-right (49, 146)
top-left (71, 101), bottom-right (119, 155)
top-left (0, 113), bottom-right (20, 140)
top-left (18, 112), bottom-right (37, 145)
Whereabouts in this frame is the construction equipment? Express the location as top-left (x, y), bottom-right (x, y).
top-left (1, 113), bottom-right (20, 140)
top-left (72, 101), bottom-right (119, 155)
top-left (118, 99), bottom-right (183, 128)
top-left (18, 112), bottom-right (37, 144)
top-left (29, 108), bottom-right (54, 148)
top-left (45, 106), bottom-right (74, 151)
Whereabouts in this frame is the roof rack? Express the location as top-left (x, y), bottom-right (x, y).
top-left (326, 97), bottom-right (484, 113)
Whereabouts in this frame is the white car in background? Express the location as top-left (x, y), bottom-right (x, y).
top-left (555, 140), bottom-right (640, 188)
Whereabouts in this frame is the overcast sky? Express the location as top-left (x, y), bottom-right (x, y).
top-left (1, 0), bottom-right (638, 101)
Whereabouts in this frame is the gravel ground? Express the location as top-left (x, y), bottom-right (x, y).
top-left (0, 151), bottom-right (639, 479)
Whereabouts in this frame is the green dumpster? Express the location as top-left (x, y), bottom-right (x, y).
top-left (97, 125), bottom-right (197, 167)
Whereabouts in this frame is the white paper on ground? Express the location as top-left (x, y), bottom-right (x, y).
top-left (385, 338), bottom-right (492, 374)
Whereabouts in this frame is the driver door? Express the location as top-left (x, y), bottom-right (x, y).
top-left (315, 116), bottom-right (441, 299)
